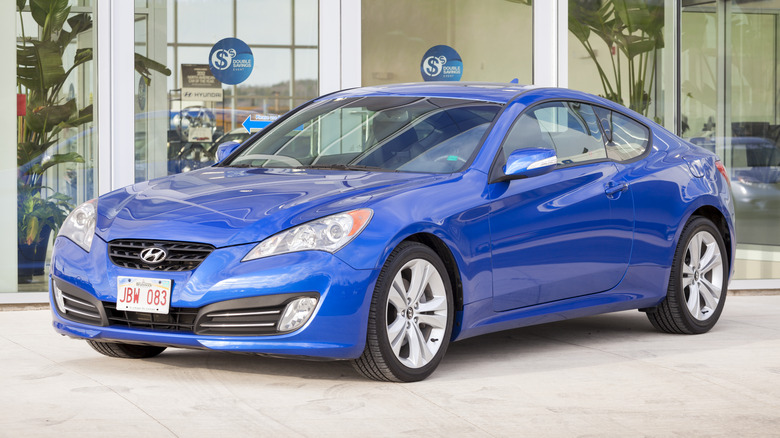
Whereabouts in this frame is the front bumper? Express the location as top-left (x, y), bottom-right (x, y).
top-left (50, 236), bottom-right (378, 359)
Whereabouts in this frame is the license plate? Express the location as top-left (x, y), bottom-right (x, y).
top-left (116, 276), bottom-right (172, 314)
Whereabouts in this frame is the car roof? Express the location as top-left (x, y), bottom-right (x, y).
top-left (322, 82), bottom-right (539, 104)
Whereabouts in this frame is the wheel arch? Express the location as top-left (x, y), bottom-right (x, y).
top-left (402, 233), bottom-right (465, 312)
top-left (689, 204), bottom-right (734, 276)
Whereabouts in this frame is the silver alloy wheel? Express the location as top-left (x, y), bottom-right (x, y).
top-left (682, 230), bottom-right (724, 321)
top-left (385, 258), bottom-right (448, 369)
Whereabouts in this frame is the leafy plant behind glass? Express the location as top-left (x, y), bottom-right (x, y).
top-left (569, 0), bottom-right (664, 116)
top-left (16, 0), bottom-right (170, 246)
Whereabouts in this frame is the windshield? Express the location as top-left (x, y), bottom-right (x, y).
top-left (223, 96), bottom-right (502, 173)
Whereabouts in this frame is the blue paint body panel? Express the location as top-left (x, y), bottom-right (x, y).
top-left (51, 83), bottom-right (736, 360)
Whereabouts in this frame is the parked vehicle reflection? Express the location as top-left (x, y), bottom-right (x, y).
top-left (690, 136), bottom-right (780, 245)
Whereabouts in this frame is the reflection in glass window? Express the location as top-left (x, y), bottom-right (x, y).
top-left (568, 1), bottom-right (666, 126)
top-left (237, 0), bottom-right (292, 46)
top-left (16, 1), bottom-right (98, 290)
top-left (295, 48), bottom-right (319, 97)
top-left (503, 102), bottom-right (607, 166)
top-left (134, 0), bottom-right (320, 186)
top-left (229, 97), bottom-right (502, 174)
top-left (177, 0), bottom-right (233, 44)
top-left (295, 0), bottom-right (319, 45)
top-left (593, 108), bottom-right (649, 162)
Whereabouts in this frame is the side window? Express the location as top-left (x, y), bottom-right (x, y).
top-left (501, 101), bottom-right (607, 166)
top-left (594, 107), bottom-right (650, 162)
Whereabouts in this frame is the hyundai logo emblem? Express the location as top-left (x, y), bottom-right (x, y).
top-left (140, 247), bottom-right (168, 264)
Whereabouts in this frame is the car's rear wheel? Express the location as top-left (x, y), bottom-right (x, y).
top-left (353, 242), bottom-right (453, 382)
top-left (647, 216), bottom-right (728, 334)
top-left (87, 340), bottom-right (167, 359)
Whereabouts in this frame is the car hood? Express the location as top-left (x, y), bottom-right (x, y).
top-left (95, 167), bottom-right (442, 247)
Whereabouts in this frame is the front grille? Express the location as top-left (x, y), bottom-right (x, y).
top-left (104, 302), bottom-right (198, 331)
top-left (108, 240), bottom-right (215, 272)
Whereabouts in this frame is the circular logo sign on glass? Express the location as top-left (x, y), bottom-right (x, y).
top-left (209, 38), bottom-right (254, 85)
top-left (420, 45), bottom-right (463, 82)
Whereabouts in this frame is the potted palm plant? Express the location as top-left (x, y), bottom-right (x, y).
top-left (569, 0), bottom-right (664, 116)
top-left (16, 0), bottom-right (170, 281)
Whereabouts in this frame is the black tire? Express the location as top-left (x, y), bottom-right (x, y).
top-left (647, 216), bottom-right (728, 334)
top-left (352, 242), bottom-right (454, 382)
top-left (87, 340), bottom-right (167, 359)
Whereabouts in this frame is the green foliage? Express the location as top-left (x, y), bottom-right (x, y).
top-left (569, 0), bottom-right (664, 115)
top-left (136, 53), bottom-right (173, 85)
top-left (29, 0), bottom-right (70, 42)
top-left (16, 0), bottom-right (169, 250)
top-left (17, 0), bottom-right (92, 250)
top-left (17, 183), bottom-right (71, 245)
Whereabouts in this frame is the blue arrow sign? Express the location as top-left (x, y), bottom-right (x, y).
top-left (242, 115), bottom-right (279, 133)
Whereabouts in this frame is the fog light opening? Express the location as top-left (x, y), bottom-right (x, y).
top-left (53, 281), bottom-right (67, 315)
top-left (277, 297), bottom-right (318, 332)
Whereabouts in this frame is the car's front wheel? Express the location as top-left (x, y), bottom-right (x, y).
top-left (87, 340), bottom-right (167, 359)
top-left (647, 216), bottom-right (728, 334)
top-left (353, 242), bottom-right (454, 382)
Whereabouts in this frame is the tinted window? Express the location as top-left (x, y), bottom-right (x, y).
top-left (594, 107), bottom-right (650, 162)
top-left (502, 101), bottom-right (606, 166)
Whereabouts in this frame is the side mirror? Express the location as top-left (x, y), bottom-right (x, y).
top-left (498, 148), bottom-right (557, 181)
top-left (215, 140), bottom-right (242, 164)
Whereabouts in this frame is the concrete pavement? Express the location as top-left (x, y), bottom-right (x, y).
top-left (1, 296), bottom-right (779, 437)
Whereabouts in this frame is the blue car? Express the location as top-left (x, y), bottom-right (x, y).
top-left (50, 83), bottom-right (736, 382)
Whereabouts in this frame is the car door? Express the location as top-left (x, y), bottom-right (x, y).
top-left (488, 101), bottom-right (635, 311)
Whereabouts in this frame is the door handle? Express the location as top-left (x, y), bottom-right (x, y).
top-left (605, 181), bottom-right (629, 198)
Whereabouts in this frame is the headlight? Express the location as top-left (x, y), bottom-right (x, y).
top-left (242, 209), bottom-right (373, 261)
top-left (58, 199), bottom-right (97, 252)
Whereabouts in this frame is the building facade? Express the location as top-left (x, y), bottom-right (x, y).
top-left (4, 0), bottom-right (779, 301)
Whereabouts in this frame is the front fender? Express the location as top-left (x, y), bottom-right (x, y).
top-left (334, 170), bottom-right (494, 306)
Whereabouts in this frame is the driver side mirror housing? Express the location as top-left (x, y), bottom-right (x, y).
top-left (215, 140), bottom-right (242, 164)
top-left (494, 148), bottom-right (557, 182)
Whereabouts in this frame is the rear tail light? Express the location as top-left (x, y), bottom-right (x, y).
top-left (715, 160), bottom-right (730, 187)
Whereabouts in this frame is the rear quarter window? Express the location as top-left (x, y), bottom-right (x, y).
top-left (595, 107), bottom-right (650, 162)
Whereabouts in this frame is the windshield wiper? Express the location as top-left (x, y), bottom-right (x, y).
top-left (301, 164), bottom-right (396, 172)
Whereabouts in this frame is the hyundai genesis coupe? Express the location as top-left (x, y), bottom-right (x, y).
top-left (50, 83), bottom-right (735, 382)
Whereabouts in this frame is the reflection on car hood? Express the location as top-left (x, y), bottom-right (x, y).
top-left (96, 167), bottom-right (441, 247)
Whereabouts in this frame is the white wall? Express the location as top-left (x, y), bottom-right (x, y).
top-left (319, 0), bottom-right (361, 94)
top-left (1, 1), bottom-right (18, 292)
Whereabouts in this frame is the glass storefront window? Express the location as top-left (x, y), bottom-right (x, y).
top-left (681, 1), bottom-right (780, 280)
top-left (237, 0), bottom-right (292, 46)
top-left (361, 0), bottom-right (533, 86)
top-left (7, 0), bottom-right (780, 298)
top-left (134, 0), bottom-right (319, 183)
top-left (16, 0), bottom-right (97, 290)
top-left (568, 0), bottom-right (668, 125)
top-left (680, 4), bottom-right (716, 139)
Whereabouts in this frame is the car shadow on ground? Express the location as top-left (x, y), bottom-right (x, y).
top-left (136, 310), bottom-right (666, 382)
